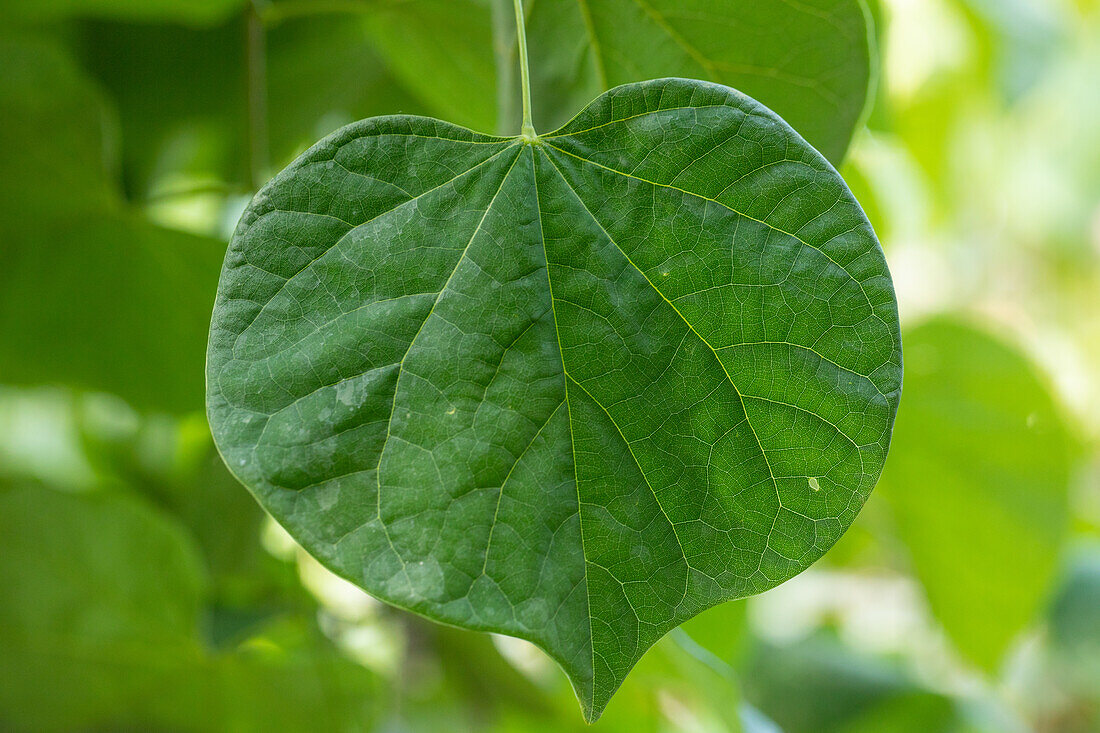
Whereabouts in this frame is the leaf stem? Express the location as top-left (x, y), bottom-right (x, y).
top-left (512, 0), bottom-right (537, 140)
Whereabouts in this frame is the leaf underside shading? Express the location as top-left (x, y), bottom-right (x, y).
top-left (208, 78), bottom-right (902, 720)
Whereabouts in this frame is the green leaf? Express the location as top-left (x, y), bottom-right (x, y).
top-left (519, 0), bottom-right (876, 163)
top-left (1045, 549), bottom-right (1100, 719)
top-left (317, 0), bottom-right (875, 162)
top-left (678, 598), bottom-right (749, 664)
top-left (1, 0), bottom-right (245, 25)
top-left (0, 35), bottom-right (118, 219)
top-left (358, 0), bottom-right (498, 134)
top-left (0, 214), bottom-right (225, 413)
top-left (1049, 551), bottom-right (1100, 668)
top-left (75, 15), bottom-right (426, 197)
top-left (0, 484), bottom-right (381, 732)
top-left (0, 485), bottom-right (206, 731)
top-left (742, 634), bottom-right (957, 733)
top-left (207, 78), bottom-right (902, 720)
top-left (878, 318), bottom-right (1075, 671)
top-left (0, 35), bottom-right (228, 413)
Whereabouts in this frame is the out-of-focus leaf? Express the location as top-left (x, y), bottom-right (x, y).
top-left (424, 622), bottom-right (568, 724)
top-left (267, 15), bottom-right (426, 159)
top-left (0, 35), bottom-right (118, 218)
top-left (208, 78), bottom-right (900, 721)
top-left (956, 0), bottom-right (1066, 102)
top-left (271, 0), bottom-right (875, 161)
top-left (879, 318), bottom-right (1075, 671)
top-left (2, 0), bottom-right (245, 25)
top-left (261, 0), bottom-right (497, 134)
top-left (71, 406), bottom-right (307, 623)
top-left (842, 693), bottom-right (956, 733)
top-left (77, 14), bottom-right (425, 197)
top-left (209, 618), bottom-right (380, 733)
top-left (519, 0), bottom-right (876, 163)
top-left (0, 215), bottom-right (224, 413)
top-left (679, 599), bottom-right (749, 663)
top-left (0, 36), bottom-right (227, 413)
top-left (1048, 549), bottom-right (1100, 682)
top-left (75, 18), bottom-right (249, 197)
top-left (742, 634), bottom-right (957, 733)
top-left (0, 485), bottom-right (380, 732)
top-left (357, 0), bottom-right (497, 134)
top-left (0, 485), bottom-right (206, 731)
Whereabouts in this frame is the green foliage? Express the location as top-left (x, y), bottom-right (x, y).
top-left (76, 14), bottom-right (425, 198)
top-left (357, 0), bottom-right (499, 134)
top-left (879, 318), bottom-right (1074, 670)
top-left (0, 37), bottom-right (225, 413)
top-left (267, 0), bottom-right (874, 161)
top-left (742, 635), bottom-right (957, 733)
top-left (3, 0), bottom-right (245, 24)
top-left (0, 484), bottom-right (383, 732)
top-left (207, 76), bottom-right (901, 718)
top-left (0, 485), bottom-right (206, 730)
top-left (2, 0), bottom-right (1098, 730)
top-left (0, 36), bottom-right (117, 218)
top-left (519, 0), bottom-right (875, 162)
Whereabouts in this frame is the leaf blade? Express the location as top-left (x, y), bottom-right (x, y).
top-left (523, 0), bottom-right (875, 162)
top-left (208, 78), bottom-right (901, 720)
top-left (878, 318), bottom-right (1074, 670)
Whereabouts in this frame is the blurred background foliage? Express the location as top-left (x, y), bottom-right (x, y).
top-left (1, 0), bottom-right (1098, 731)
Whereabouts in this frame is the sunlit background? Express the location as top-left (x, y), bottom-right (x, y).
top-left (1, 0), bottom-right (1098, 731)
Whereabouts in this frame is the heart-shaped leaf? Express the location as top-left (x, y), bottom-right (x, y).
top-left (208, 78), bottom-right (901, 720)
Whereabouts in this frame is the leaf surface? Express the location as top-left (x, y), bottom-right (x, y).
top-left (0, 36), bottom-right (226, 413)
top-left (208, 78), bottom-right (902, 719)
top-left (0, 485), bottom-right (381, 732)
top-left (337, 0), bottom-right (875, 162)
top-left (878, 318), bottom-right (1074, 670)
top-left (518, 0), bottom-right (875, 162)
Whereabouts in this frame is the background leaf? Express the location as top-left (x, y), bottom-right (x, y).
top-left (0, 485), bottom-right (207, 731)
top-left (0, 36), bottom-right (226, 413)
top-left (76, 13), bottom-right (426, 199)
top-left (518, 0), bottom-right (876, 162)
top-left (269, 0), bottom-right (874, 162)
top-left (0, 483), bottom-right (383, 732)
top-left (2, 0), bottom-right (245, 24)
top-left (878, 318), bottom-right (1075, 671)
